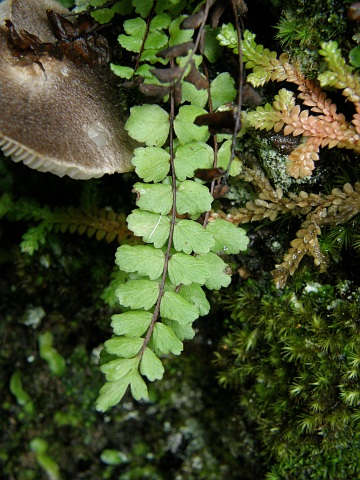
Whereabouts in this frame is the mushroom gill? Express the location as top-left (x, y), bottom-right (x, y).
top-left (0, 0), bottom-right (137, 179)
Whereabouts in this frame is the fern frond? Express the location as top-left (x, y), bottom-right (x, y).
top-left (20, 221), bottom-right (50, 255)
top-left (53, 207), bottom-right (131, 244)
top-left (241, 33), bottom-right (360, 178)
top-left (3, 196), bottom-right (131, 255)
top-left (319, 41), bottom-right (360, 105)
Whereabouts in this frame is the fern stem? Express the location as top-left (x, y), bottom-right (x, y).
top-left (226, 0), bottom-right (243, 180)
top-left (173, 0), bottom-right (212, 91)
top-left (201, 60), bottom-right (219, 224)
top-left (133, 5), bottom-right (154, 75)
top-left (139, 87), bottom-right (178, 358)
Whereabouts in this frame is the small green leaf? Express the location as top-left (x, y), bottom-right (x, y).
top-left (181, 82), bottom-right (208, 108)
top-left (168, 253), bottom-right (210, 285)
top-left (132, 147), bottom-right (170, 182)
top-left (150, 13), bottom-right (172, 31)
top-left (155, 0), bottom-right (187, 16)
top-left (206, 219), bottom-right (249, 254)
top-left (163, 318), bottom-right (195, 340)
top-left (118, 17), bottom-right (146, 53)
top-left (210, 72), bottom-right (237, 110)
top-left (160, 291), bottom-right (199, 324)
top-left (111, 311), bottom-right (153, 337)
top-left (38, 332), bottom-right (66, 376)
top-left (9, 371), bottom-right (35, 414)
top-left (96, 376), bottom-right (131, 412)
top-left (105, 337), bottom-right (144, 358)
top-left (169, 16), bottom-right (194, 46)
top-left (173, 219), bottom-right (215, 254)
top-left (29, 437), bottom-right (48, 454)
top-left (174, 105), bottom-right (210, 144)
top-left (178, 284), bottom-right (210, 316)
top-left (20, 223), bottom-right (48, 255)
top-left (144, 31), bottom-right (168, 50)
top-left (100, 449), bottom-right (128, 466)
top-left (111, 0), bottom-right (133, 15)
top-left (246, 71), bottom-right (270, 88)
top-left (127, 210), bottom-right (170, 248)
top-left (90, 8), bottom-right (114, 24)
top-left (141, 49), bottom-right (169, 65)
top-left (177, 180), bottom-right (213, 215)
top-left (140, 348), bottom-right (165, 381)
top-left (199, 252), bottom-right (232, 290)
top-left (134, 182), bottom-right (173, 215)
top-left (349, 45), bottom-right (360, 68)
top-left (133, 0), bottom-right (153, 17)
top-left (101, 357), bottom-right (140, 381)
top-left (152, 322), bottom-right (183, 355)
top-left (101, 270), bottom-right (128, 308)
top-left (177, 52), bottom-right (203, 70)
top-left (174, 142), bottom-right (213, 181)
top-left (116, 245), bottom-right (165, 280)
top-left (135, 63), bottom-right (156, 78)
top-left (122, 16), bottom-right (146, 35)
top-left (217, 23), bottom-right (238, 51)
top-left (204, 26), bottom-right (222, 63)
top-left (217, 140), bottom-right (242, 176)
top-left (130, 371), bottom-right (149, 401)
top-left (110, 64), bottom-right (134, 79)
top-left (126, 105), bottom-right (169, 146)
top-left (116, 279), bottom-right (159, 310)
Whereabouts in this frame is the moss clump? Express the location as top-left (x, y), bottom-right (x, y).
top-left (274, 0), bottom-right (353, 75)
top-left (215, 274), bottom-right (360, 479)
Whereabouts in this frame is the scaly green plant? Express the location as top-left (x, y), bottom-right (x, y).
top-left (0, 193), bottom-right (131, 255)
top-left (95, 1), bottom-right (249, 411)
top-left (218, 27), bottom-right (360, 178)
top-left (213, 164), bottom-right (360, 287)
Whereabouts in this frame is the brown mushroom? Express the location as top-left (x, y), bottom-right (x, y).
top-left (0, 0), bottom-right (137, 179)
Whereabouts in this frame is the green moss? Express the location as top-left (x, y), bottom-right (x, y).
top-left (274, 0), bottom-right (353, 75)
top-left (215, 274), bottom-right (360, 478)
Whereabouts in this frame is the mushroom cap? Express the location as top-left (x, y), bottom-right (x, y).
top-left (0, 0), bottom-right (136, 179)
